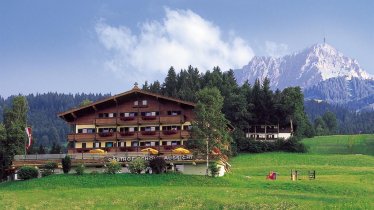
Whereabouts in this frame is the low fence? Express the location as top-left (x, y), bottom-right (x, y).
top-left (14, 152), bottom-right (156, 161)
top-left (14, 154), bottom-right (67, 160)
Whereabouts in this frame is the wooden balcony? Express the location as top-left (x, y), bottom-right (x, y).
top-left (117, 132), bottom-right (137, 140)
top-left (120, 116), bottom-right (136, 121)
top-left (181, 130), bottom-right (190, 139)
top-left (160, 130), bottom-right (180, 139)
top-left (160, 115), bottom-right (184, 124)
top-left (98, 132), bottom-right (114, 137)
top-left (118, 116), bottom-right (138, 125)
top-left (119, 131), bottom-right (136, 136)
top-left (138, 116), bottom-right (160, 124)
top-left (138, 131), bottom-right (160, 139)
top-left (70, 144), bottom-right (191, 154)
top-left (68, 133), bottom-right (96, 142)
top-left (95, 118), bottom-right (117, 125)
top-left (142, 116), bottom-right (157, 120)
top-left (96, 132), bottom-right (116, 141)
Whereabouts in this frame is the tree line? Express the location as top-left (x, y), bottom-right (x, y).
top-left (143, 66), bottom-right (313, 153)
top-left (305, 100), bottom-right (374, 134)
top-left (0, 93), bottom-right (109, 153)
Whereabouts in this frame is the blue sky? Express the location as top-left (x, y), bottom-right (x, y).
top-left (1, 0), bottom-right (373, 97)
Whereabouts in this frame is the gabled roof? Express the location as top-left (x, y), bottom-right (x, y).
top-left (58, 85), bottom-right (195, 122)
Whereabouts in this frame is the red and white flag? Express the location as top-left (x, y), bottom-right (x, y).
top-left (25, 127), bottom-right (32, 149)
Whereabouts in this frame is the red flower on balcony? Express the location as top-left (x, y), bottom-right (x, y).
top-left (163, 130), bottom-right (178, 135)
top-left (120, 116), bottom-right (135, 121)
top-left (142, 131), bottom-right (156, 135)
top-left (120, 132), bottom-right (135, 136)
top-left (142, 116), bottom-right (157, 120)
top-left (99, 132), bottom-right (114, 137)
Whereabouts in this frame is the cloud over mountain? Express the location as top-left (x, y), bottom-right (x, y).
top-left (96, 8), bottom-right (254, 82)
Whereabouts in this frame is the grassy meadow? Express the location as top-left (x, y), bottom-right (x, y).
top-left (1, 135), bottom-right (374, 209)
top-left (302, 134), bottom-right (374, 155)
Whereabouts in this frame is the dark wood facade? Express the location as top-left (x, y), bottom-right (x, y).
top-left (59, 86), bottom-right (195, 154)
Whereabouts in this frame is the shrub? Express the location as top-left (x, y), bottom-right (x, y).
top-left (106, 160), bottom-right (122, 174)
top-left (128, 157), bottom-right (146, 174)
top-left (45, 162), bottom-right (58, 172)
top-left (61, 155), bottom-right (72, 174)
top-left (209, 162), bottom-right (220, 177)
top-left (75, 164), bottom-right (85, 175)
top-left (18, 166), bottom-right (38, 180)
top-left (281, 137), bottom-right (307, 153)
top-left (41, 169), bottom-right (53, 177)
top-left (149, 157), bottom-right (166, 174)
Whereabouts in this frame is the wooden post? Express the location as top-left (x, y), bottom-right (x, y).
top-left (265, 124), bottom-right (267, 140)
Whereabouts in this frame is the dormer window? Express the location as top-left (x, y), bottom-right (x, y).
top-left (142, 100), bottom-right (147, 105)
top-left (134, 101), bottom-right (139, 106)
top-left (167, 111), bottom-right (181, 116)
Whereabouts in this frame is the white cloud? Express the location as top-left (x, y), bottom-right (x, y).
top-left (265, 41), bottom-right (289, 57)
top-left (95, 8), bottom-right (254, 82)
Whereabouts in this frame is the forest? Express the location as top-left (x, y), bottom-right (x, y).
top-left (0, 66), bottom-right (373, 153)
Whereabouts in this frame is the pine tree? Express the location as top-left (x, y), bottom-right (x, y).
top-left (162, 67), bottom-right (178, 97)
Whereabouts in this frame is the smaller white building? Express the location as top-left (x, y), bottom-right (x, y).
top-left (245, 125), bottom-right (292, 141)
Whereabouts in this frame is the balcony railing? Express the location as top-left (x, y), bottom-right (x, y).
top-left (141, 131), bottom-right (157, 135)
top-left (119, 131), bottom-right (135, 136)
top-left (120, 116), bottom-right (135, 121)
top-left (96, 118), bottom-right (117, 125)
top-left (98, 132), bottom-right (114, 137)
top-left (160, 115), bottom-right (184, 124)
top-left (162, 130), bottom-right (178, 135)
top-left (68, 133), bottom-right (96, 142)
top-left (142, 116), bottom-right (157, 120)
top-left (70, 144), bottom-right (191, 154)
top-left (91, 115), bottom-right (188, 126)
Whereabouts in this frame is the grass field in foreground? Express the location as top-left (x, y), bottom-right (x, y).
top-left (302, 134), bottom-right (374, 155)
top-left (1, 152), bottom-right (373, 209)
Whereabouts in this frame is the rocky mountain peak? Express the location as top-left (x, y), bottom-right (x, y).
top-left (234, 43), bottom-right (373, 90)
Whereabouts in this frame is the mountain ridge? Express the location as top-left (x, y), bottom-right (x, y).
top-left (234, 43), bottom-right (373, 90)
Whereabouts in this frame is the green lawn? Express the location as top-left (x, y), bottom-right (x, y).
top-left (1, 151), bottom-right (373, 209)
top-left (302, 134), bottom-right (374, 155)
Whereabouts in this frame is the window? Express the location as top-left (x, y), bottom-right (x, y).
top-left (78, 128), bottom-right (95, 134)
top-left (98, 128), bottom-right (116, 133)
top-left (82, 143), bottom-right (86, 149)
top-left (98, 113), bottom-right (116, 118)
top-left (183, 125), bottom-right (192, 131)
top-left (140, 141), bottom-right (159, 146)
top-left (142, 100), bottom-right (147, 105)
top-left (94, 142), bottom-right (101, 148)
top-left (131, 141), bottom-right (138, 147)
top-left (134, 101), bottom-right (139, 106)
top-left (171, 141), bottom-right (180, 146)
top-left (120, 127), bottom-right (138, 132)
top-left (142, 126), bottom-right (159, 131)
top-left (163, 125), bottom-right (180, 131)
top-left (122, 112), bottom-right (137, 117)
top-left (141, 112), bottom-right (159, 116)
top-left (105, 142), bottom-right (113, 148)
top-left (168, 111), bottom-right (181, 116)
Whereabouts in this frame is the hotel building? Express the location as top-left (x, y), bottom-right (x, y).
top-left (58, 85), bottom-right (195, 154)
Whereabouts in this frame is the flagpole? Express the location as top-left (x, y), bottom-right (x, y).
top-left (24, 126), bottom-right (27, 159)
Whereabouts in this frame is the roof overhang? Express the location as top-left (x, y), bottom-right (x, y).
top-left (58, 88), bottom-right (196, 122)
